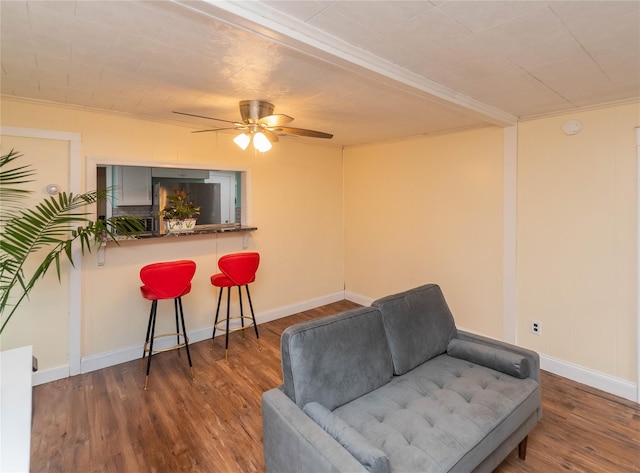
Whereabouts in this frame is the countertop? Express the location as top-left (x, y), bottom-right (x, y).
top-left (111, 224), bottom-right (258, 241)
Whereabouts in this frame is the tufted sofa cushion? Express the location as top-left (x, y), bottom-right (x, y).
top-left (303, 402), bottom-right (391, 473)
top-left (332, 354), bottom-right (540, 473)
top-left (373, 284), bottom-right (457, 375)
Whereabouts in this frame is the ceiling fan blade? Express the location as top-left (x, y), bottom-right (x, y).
top-left (173, 111), bottom-right (242, 126)
top-left (277, 127), bottom-right (333, 139)
top-left (262, 129), bottom-right (279, 143)
top-left (191, 127), bottom-right (245, 134)
top-left (259, 114), bottom-right (294, 127)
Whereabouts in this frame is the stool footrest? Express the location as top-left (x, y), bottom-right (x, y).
top-left (215, 316), bottom-right (256, 334)
top-left (144, 332), bottom-right (189, 354)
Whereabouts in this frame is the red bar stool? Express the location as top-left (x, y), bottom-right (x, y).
top-left (210, 252), bottom-right (260, 360)
top-left (140, 259), bottom-right (196, 390)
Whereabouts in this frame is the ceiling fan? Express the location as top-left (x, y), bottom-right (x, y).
top-left (173, 100), bottom-right (333, 152)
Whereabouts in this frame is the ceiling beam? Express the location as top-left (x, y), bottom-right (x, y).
top-left (171, 0), bottom-right (518, 127)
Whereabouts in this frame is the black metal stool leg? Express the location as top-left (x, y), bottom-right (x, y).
top-left (238, 285), bottom-right (245, 338)
top-left (245, 285), bottom-right (261, 350)
top-left (141, 301), bottom-right (154, 369)
top-left (174, 298), bottom-right (181, 352)
top-left (210, 287), bottom-right (223, 350)
top-left (224, 286), bottom-right (231, 361)
top-left (177, 296), bottom-right (194, 380)
top-left (144, 300), bottom-right (158, 390)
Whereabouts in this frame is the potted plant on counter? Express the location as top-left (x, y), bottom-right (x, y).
top-left (159, 189), bottom-right (200, 233)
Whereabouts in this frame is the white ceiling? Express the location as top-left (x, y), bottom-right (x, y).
top-left (1, 1), bottom-right (639, 147)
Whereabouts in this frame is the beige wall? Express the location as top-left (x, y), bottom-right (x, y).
top-left (1, 97), bottom-right (344, 370)
top-left (517, 102), bottom-right (639, 383)
top-left (343, 127), bottom-right (506, 339)
top-left (344, 105), bottom-right (638, 386)
top-left (2, 96), bottom-right (638, 388)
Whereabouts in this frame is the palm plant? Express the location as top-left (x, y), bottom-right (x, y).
top-left (0, 149), bottom-right (143, 334)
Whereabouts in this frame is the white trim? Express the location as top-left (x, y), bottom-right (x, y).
top-left (86, 156), bottom-right (253, 226)
top-left (636, 127), bottom-right (640, 403)
top-left (0, 126), bottom-right (82, 377)
top-left (79, 291), bottom-right (346, 375)
top-left (346, 289), bottom-right (638, 402)
top-left (459, 328), bottom-right (639, 402)
top-left (172, 1), bottom-right (516, 127)
top-left (344, 291), bottom-right (374, 307)
top-left (458, 325), bottom-right (638, 402)
top-left (32, 365), bottom-right (70, 387)
top-left (28, 283), bottom-right (639, 405)
top-left (541, 354), bottom-right (637, 403)
top-left (253, 291), bottom-right (345, 325)
top-left (86, 155), bottom-right (250, 173)
top-left (68, 136), bottom-right (82, 376)
top-left (503, 126), bottom-right (518, 344)
top-left (0, 126), bottom-right (79, 143)
top-left (80, 345), bottom-right (141, 375)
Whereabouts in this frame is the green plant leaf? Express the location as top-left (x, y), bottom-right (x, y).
top-left (0, 151), bottom-right (144, 334)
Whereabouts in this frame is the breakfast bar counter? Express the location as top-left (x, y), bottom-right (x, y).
top-left (111, 224), bottom-right (258, 241)
top-left (100, 225), bottom-right (258, 265)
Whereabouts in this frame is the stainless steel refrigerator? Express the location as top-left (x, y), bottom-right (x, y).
top-left (153, 182), bottom-right (221, 232)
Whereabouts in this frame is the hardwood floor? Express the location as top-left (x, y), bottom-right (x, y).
top-left (31, 301), bottom-right (639, 472)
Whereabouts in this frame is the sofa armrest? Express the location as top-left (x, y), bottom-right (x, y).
top-left (262, 387), bottom-right (368, 473)
top-left (455, 330), bottom-right (540, 382)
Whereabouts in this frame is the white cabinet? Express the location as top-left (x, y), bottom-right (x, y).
top-left (113, 166), bottom-right (152, 206)
top-left (151, 167), bottom-right (210, 179)
top-left (0, 346), bottom-right (32, 473)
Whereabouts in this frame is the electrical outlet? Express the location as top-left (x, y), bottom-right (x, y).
top-left (531, 320), bottom-right (542, 335)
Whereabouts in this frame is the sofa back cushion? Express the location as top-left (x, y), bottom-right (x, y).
top-left (281, 306), bottom-right (393, 410)
top-left (372, 284), bottom-right (457, 375)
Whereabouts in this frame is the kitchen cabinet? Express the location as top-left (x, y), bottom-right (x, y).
top-left (151, 167), bottom-right (210, 179)
top-left (114, 166), bottom-right (152, 206)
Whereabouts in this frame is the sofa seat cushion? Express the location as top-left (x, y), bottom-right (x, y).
top-left (332, 355), bottom-right (540, 473)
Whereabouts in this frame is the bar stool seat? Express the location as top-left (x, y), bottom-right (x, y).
top-left (210, 252), bottom-right (260, 360)
top-left (140, 259), bottom-right (196, 390)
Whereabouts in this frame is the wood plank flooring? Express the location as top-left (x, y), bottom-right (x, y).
top-left (31, 301), bottom-right (639, 472)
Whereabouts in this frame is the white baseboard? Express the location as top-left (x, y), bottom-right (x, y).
top-left (540, 354), bottom-right (637, 403)
top-left (78, 291), bottom-right (346, 375)
top-left (451, 324), bottom-right (638, 403)
top-left (344, 291), bottom-right (373, 307)
top-left (35, 290), bottom-right (640, 404)
top-left (32, 365), bottom-right (70, 386)
top-left (256, 291), bottom-right (346, 324)
top-left (345, 291), bottom-right (639, 404)
top-left (451, 323), bottom-right (638, 403)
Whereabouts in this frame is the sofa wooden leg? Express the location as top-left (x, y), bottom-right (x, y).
top-left (518, 436), bottom-right (528, 460)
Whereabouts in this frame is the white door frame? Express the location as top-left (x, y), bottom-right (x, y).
top-left (503, 125), bottom-right (518, 344)
top-left (0, 126), bottom-right (82, 379)
top-left (636, 127), bottom-right (640, 403)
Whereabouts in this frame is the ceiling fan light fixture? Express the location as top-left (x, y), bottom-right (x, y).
top-left (177, 100), bottom-right (332, 151)
top-left (233, 132), bottom-right (251, 150)
top-left (253, 131), bottom-right (272, 152)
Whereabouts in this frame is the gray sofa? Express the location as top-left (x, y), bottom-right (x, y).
top-left (262, 284), bottom-right (541, 473)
